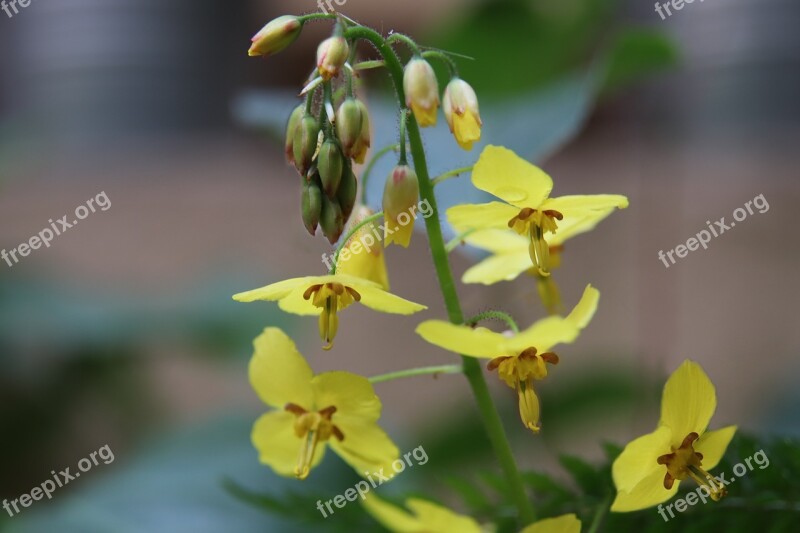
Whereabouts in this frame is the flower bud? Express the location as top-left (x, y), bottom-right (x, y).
top-left (335, 98), bottom-right (362, 157)
top-left (248, 16), bottom-right (302, 57)
top-left (382, 165), bottom-right (419, 248)
top-left (293, 114), bottom-right (320, 176)
top-left (284, 104), bottom-right (305, 165)
top-left (403, 58), bottom-right (439, 127)
top-left (320, 194), bottom-right (344, 245)
top-left (318, 139), bottom-right (344, 198)
top-left (352, 100), bottom-right (371, 164)
top-left (443, 78), bottom-right (482, 151)
top-left (337, 164), bottom-right (358, 222)
top-left (317, 36), bottom-right (350, 81)
top-left (301, 176), bottom-right (323, 236)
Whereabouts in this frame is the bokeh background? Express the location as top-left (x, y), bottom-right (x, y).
top-left (1, 0), bottom-right (799, 531)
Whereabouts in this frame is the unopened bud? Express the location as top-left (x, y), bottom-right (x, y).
top-left (352, 100), bottom-right (371, 164)
top-left (403, 58), bottom-right (439, 127)
top-left (317, 36), bottom-right (350, 81)
top-left (337, 164), bottom-right (358, 222)
top-left (293, 115), bottom-right (320, 176)
top-left (335, 98), bottom-right (363, 157)
top-left (382, 165), bottom-right (419, 247)
top-left (248, 16), bottom-right (302, 57)
top-left (320, 194), bottom-right (344, 245)
top-left (285, 104), bottom-right (305, 165)
top-left (301, 176), bottom-right (323, 236)
top-left (318, 139), bottom-right (344, 198)
top-left (443, 78), bottom-right (482, 151)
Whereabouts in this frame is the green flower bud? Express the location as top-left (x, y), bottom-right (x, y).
top-left (317, 36), bottom-right (350, 81)
top-left (320, 194), bottom-right (344, 245)
top-left (352, 100), bottom-right (372, 164)
top-left (248, 16), bottom-right (302, 57)
top-left (285, 104), bottom-right (304, 165)
top-left (335, 98), bottom-right (363, 158)
top-left (382, 165), bottom-right (420, 247)
top-left (337, 164), bottom-right (358, 222)
top-left (318, 139), bottom-right (344, 198)
top-left (301, 175), bottom-right (323, 236)
top-left (293, 114), bottom-right (320, 176)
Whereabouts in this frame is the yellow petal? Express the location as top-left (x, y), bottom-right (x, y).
top-left (416, 320), bottom-right (508, 358)
top-left (659, 360), bottom-right (717, 445)
top-left (565, 284), bottom-right (600, 329)
top-left (541, 194), bottom-right (629, 215)
top-left (406, 499), bottom-right (483, 533)
top-left (547, 208), bottom-right (619, 246)
top-left (312, 371), bottom-right (382, 423)
top-left (338, 215), bottom-right (390, 290)
top-left (249, 327), bottom-right (313, 409)
top-left (232, 276), bottom-right (311, 303)
top-left (329, 419), bottom-right (400, 477)
top-left (520, 514), bottom-right (581, 533)
top-left (612, 426), bottom-right (673, 493)
top-left (695, 425), bottom-right (737, 469)
top-left (462, 250), bottom-right (532, 285)
top-left (447, 202), bottom-right (520, 232)
top-left (362, 495), bottom-right (422, 532)
top-left (453, 112), bottom-right (481, 151)
top-left (611, 467), bottom-right (678, 512)
top-left (252, 410), bottom-right (326, 478)
top-left (412, 102), bottom-right (438, 127)
top-left (461, 228), bottom-right (529, 253)
top-left (350, 282), bottom-right (427, 315)
top-left (472, 145), bottom-right (553, 208)
top-left (277, 289), bottom-right (323, 316)
top-left (385, 220), bottom-right (415, 248)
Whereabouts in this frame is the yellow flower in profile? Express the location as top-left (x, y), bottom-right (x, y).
top-left (443, 78), bottom-right (482, 151)
top-left (611, 360), bottom-right (737, 512)
top-left (416, 285), bottom-right (599, 433)
top-left (233, 273), bottom-right (425, 350)
top-left (249, 328), bottom-right (399, 480)
top-left (447, 146), bottom-right (628, 277)
top-left (363, 494), bottom-right (581, 533)
top-left (337, 206), bottom-right (390, 290)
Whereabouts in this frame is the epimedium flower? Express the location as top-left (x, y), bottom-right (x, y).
top-left (611, 360), bottom-right (737, 512)
top-left (233, 273), bottom-right (425, 350)
top-left (382, 164), bottom-right (420, 248)
top-left (337, 205), bottom-right (390, 291)
top-left (404, 58), bottom-right (440, 127)
top-left (447, 146), bottom-right (628, 277)
top-left (248, 15), bottom-right (303, 57)
top-left (363, 494), bottom-right (581, 533)
top-left (249, 327), bottom-right (399, 480)
top-left (443, 78), bottom-right (482, 151)
top-left (416, 285), bottom-right (599, 433)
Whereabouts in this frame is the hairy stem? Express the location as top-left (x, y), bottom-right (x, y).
top-left (369, 364), bottom-right (462, 384)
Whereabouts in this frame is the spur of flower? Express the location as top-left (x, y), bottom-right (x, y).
top-left (447, 145), bottom-right (628, 276)
top-left (233, 273), bottom-right (425, 350)
top-left (249, 327), bottom-right (399, 480)
top-left (363, 494), bottom-right (581, 533)
top-left (416, 285), bottom-right (599, 433)
top-left (611, 360), bottom-right (737, 512)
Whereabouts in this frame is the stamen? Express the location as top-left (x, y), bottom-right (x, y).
top-left (295, 428), bottom-right (321, 480)
top-left (487, 356), bottom-right (512, 371)
top-left (516, 379), bottom-right (541, 433)
top-left (345, 287), bottom-right (361, 301)
top-left (284, 403), bottom-right (308, 416)
top-left (539, 352), bottom-right (559, 364)
top-left (657, 431), bottom-right (727, 501)
top-left (303, 284), bottom-right (322, 300)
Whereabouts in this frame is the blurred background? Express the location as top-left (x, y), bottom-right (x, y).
top-left (1, 0), bottom-right (798, 531)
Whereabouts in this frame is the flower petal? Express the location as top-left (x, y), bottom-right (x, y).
top-left (472, 145), bottom-right (553, 208)
top-left (461, 228), bottom-right (529, 253)
top-left (453, 112), bottom-right (481, 151)
top-left (416, 320), bottom-right (508, 358)
top-left (541, 194), bottom-right (629, 215)
top-left (520, 514), bottom-right (581, 533)
top-left (312, 371), bottom-right (382, 423)
top-left (611, 467), bottom-right (678, 512)
top-left (249, 327), bottom-right (313, 409)
top-left (548, 208), bottom-right (620, 245)
top-left (328, 420), bottom-right (399, 478)
top-left (232, 277), bottom-right (312, 303)
top-left (695, 425), bottom-right (737, 469)
top-left (462, 250), bottom-right (532, 285)
top-left (351, 283), bottom-right (427, 315)
top-left (659, 360), bottom-right (717, 445)
top-left (612, 425), bottom-right (673, 493)
top-left (252, 410), bottom-right (326, 478)
top-left (447, 202), bottom-right (520, 231)
top-left (362, 495), bottom-right (422, 532)
top-left (565, 284), bottom-right (600, 329)
top-left (406, 499), bottom-right (483, 533)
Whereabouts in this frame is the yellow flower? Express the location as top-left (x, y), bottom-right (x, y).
top-left (404, 58), bottom-right (440, 127)
top-left (337, 206), bottom-right (390, 290)
top-left (363, 494), bottom-right (581, 533)
top-left (447, 146), bottom-right (628, 277)
top-left (416, 285), bottom-right (599, 432)
top-left (249, 328), bottom-right (399, 480)
top-left (443, 78), bottom-right (482, 151)
top-left (611, 360), bottom-right (737, 512)
top-left (233, 273), bottom-right (425, 350)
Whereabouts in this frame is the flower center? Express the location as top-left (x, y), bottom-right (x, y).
top-left (487, 347), bottom-right (559, 433)
top-left (303, 282), bottom-right (361, 350)
top-left (657, 432), bottom-right (726, 501)
top-left (285, 403), bottom-right (344, 480)
top-left (507, 208), bottom-right (563, 277)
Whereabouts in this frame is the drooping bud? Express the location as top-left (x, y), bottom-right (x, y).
top-left (337, 164), bottom-right (358, 222)
top-left (382, 165), bottom-right (419, 247)
top-left (248, 16), bottom-right (302, 57)
top-left (318, 139), bottom-right (344, 198)
top-left (293, 114), bottom-right (320, 176)
top-left (335, 98), bottom-right (363, 157)
top-left (352, 100), bottom-right (371, 164)
top-left (316, 36), bottom-right (350, 81)
top-left (284, 104), bottom-right (305, 165)
top-left (301, 175), bottom-right (323, 236)
top-left (320, 194), bottom-right (344, 245)
top-left (443, 78), bottom-right (482, 151)
top-left (403, 58), bottom-right (439, 127)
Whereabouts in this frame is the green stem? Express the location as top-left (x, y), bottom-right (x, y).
top-left (346, 25), bottom-right (536, 525)
top-left (398, 110), bottom-right (409, 165)
top-left (369, 364), bottom-right (462, 384)
top-left (445, 228), bottom-right (478, 253)
top-left (297, 13), bottom-right (337, 24)
top-left (431, 165), bottom-right (474, 187)
top-left (330, 211), bottom-right (384, 273)
top-left (587, 495), bottom-right (612, 533)
top-left (386, 33), bottom-right (421, 56)
top-left (468, 311), bottom-right (520, 333)
top-left (422, 50), bottom-right (458, 76)
top-left (360, 144), bottom-right (400, 204)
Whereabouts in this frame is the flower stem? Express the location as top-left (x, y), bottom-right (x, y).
top-left (445, 228), bottom-right (478, 253)
top-left (330, 211), bottom-right (384, 273)
top-left (369, 364), bottom-right (462, 384)
top-left (360, 144), bottom-right (400, 204)
top-left (431, 165), bottom-right (474, 187)
top-left (587, 495), bottom-right (612, 533)
top-left (468, 311), bottom-right (520, 333)
top-left (346, 24), bottom-right (536, 525)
